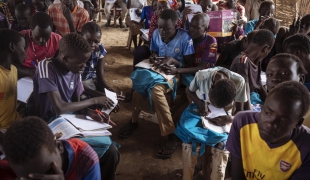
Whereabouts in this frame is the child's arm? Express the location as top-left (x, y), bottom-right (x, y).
top-left (215, 51), bottom-right (230, 69)
top-left (186, 87), bottom-right (210, 116)
top-left (14, 64), bottom-right (35, 79)
top-left (47, 91), bottom-right (114, 115)
top-left (96, 57), bottom-right (113, 92)
top-left (231, 154), bottom-right (247, 180)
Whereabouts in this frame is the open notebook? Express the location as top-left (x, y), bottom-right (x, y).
top-left (201, 104), bottom-right (231, 133)
top-left (49, 117), bottom-right (111, 140)
top-left (135, 59), bottom-right (175, 81)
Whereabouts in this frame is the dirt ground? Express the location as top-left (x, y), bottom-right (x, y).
top-left (98, 20), bottom-right (206, 180)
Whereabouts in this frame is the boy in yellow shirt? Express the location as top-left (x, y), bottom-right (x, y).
top-left (0, 29), bottom-right (26, 128)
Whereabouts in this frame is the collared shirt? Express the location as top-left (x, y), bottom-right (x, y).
top-left (244, 19), bottom-right (259, 35)
top-left (48, 4), bottom-right (89, 36)
top-left (81, 44), bottom-right (107, 80)
top-left (150, 28), bottom-right (194, 64)
top-left (193, 34), bottom-right (217, 68)
top-left (140, 6), bottom-right (154, 29)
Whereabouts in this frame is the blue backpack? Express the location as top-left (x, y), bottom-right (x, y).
top-left (174, 103), bottom-right (228, 156)
top-left (130, 68), bottom-right (177, 110)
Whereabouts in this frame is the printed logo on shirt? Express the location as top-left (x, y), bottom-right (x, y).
top-left (244, 169), bottom-right (265, 180)
top-left (280, 160), bottom-right (291, 172)
top-left (174, 48), bottom-right (180, 53)
top-left (70, 82), bottom-right (74, 89)
top-left (188, 39), bottom-right (193, 46)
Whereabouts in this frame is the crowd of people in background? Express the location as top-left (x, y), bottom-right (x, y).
top-left (0, 0), bottom-right (310, 179)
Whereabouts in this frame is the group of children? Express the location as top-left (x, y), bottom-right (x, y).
top-left (0, 0), bottom-right (310, 179)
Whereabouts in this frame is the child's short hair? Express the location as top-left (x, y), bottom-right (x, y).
top-left (210, 79), bottom-right (237, 107)
top-left (3, 116), bottom-right (56, 165)
top-left (269, 53), bottom-right (308, 75)
top-left (81, 21), bottom-right (102, 35)
top-left (30, 12), bottom-right (53, 30)
top-left (15, 3), bottom-right (30, 14)
top-left (0, 29), bottom-right (23, 51)
top-left (243, 30), bottom-right (257, 42)
top-left (268, 81), bottom-right (310, 118)
top-left (261, 17), bottom-right (280, 35)
top-left (283, 34), bottom-right (310, 54)
top-left (159, 9), bottom-right (178, 23)
top-left (258, 0), bottom-right (274, 12)
top-left (59, 33), bottom-right (92, 56)
top-left (251, 29), bottom-right (275, 48)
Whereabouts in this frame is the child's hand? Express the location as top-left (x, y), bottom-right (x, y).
top-left (149, 53), bottom-right (158, 64)
top-left (61, 4), bottom-right (73, 22)
top-left (26, 162), bottom-right (64, 180)
top-left (96, 96), bottom-right (114, 110)
top-left (288, 17), bottom-right (301, 36)
top-left (197, 101), bottom-right (210, 116)
top-left (163, 65), bottom-right (178, 75)
top-left (87, 109), bottom-right (109, 122)
top-left (208, 116), bottom-right (232, 126)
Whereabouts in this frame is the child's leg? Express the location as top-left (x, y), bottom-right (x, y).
top-left (210, 147), bottom-right (230, 180)
top-left (182, 143), bottom-right (200, 180)
top-left (99, 143), bottom-right (120, 180)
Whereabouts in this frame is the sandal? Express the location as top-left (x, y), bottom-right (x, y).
top-left (118, 120), bottom-right (139, 139)
top-left (155, 143), bottom-right (181, 159)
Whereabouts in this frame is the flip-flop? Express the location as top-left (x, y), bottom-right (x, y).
top-left (118, 120), bottom-right (139, 139)
top-left (155, 143), bottom-right (181, 159)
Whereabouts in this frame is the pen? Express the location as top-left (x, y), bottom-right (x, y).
top-left (31, 60), bottom-right (37, 68)
top-left (95, 109), bottom-right (117, 126)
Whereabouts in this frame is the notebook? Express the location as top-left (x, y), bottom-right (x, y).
top-left (135, 59), bottom-right (175, 81)
top-left (49, 117), bottom-right (111, 140)
top-left (201, 104), bottom-right (231, 133)
top-left (102, 88), bottom-right (119, 114)
top-left (60, 114), bottom-right (112, 131)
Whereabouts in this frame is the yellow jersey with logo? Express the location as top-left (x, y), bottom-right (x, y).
top-left (227, 112), bottom-right (310, 180)
top-left (0, 65), bottom-right (19, 128)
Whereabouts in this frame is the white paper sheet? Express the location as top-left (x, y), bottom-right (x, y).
top-left (135, 59), bottom-right (175, 80)
top-left (201, 104), bottom-right (230, 133)
top-left (206, 104), bottom-right (227, 119)
top-left (60, 114), bottom-right (112, 131)
top-left (185, 4), bottom-right (203, 22)
top-left (102, 88), bottom-right (119, 114)
top-left (129, 8), bottom-right (141, 23)
top-left (17, 77), bottom-right (33, 103)
top-left (261, 71), bottom-right (266, 86)
top-left (201, 116), bottom-right (231, 133)
top-left (82, 129), bottom-right (112, 137)
top-left (140, 29), bottom-right (149, 41)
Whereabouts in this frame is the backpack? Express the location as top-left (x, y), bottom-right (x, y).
top-left (174, 103), bottom-right (228, 156)
top-left (130, 68), bottom-right (177, 110)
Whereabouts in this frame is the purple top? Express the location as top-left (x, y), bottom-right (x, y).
top-left (33, 59), bottom-right (84, 121)
top-left (227, 111), bottom-right (310, 179)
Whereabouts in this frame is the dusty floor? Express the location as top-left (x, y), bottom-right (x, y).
top-left (98, 20), bottom-right (206, 180)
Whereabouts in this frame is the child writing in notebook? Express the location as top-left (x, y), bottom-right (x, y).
top-left (32, 33), bottom-right (119, 180)
top-left (174, 66), bottom-right (248, 180)
top-left (0, 29), bottom-right (26, 129)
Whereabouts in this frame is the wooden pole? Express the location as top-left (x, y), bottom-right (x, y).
top-left (99, 0), bottom-right (102, 22)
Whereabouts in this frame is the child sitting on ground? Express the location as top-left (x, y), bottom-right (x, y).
top-left (10, 3), bottom-right (31, 31)
top-left (3, 116), bottom-right (101, 179)
top-left (80, 22), bottom-right (113, 93)
top-left (227, 81), bottom-right (310, 179)
top-left (174, 66), bottom-right (248, 180)
top-left (0, 29), bottom-right (26, 129)
top-left (16, 12), bottom-right (62, 78)
top-left (216, 30), bottom-right (257, 69)
top-left (230, 29), bottom-right (275, 109)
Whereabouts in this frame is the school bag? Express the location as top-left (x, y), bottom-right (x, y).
top-left (174, 103), bottom-right (228, 156)
top-left (130, 68), bottom-right (177, 110)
